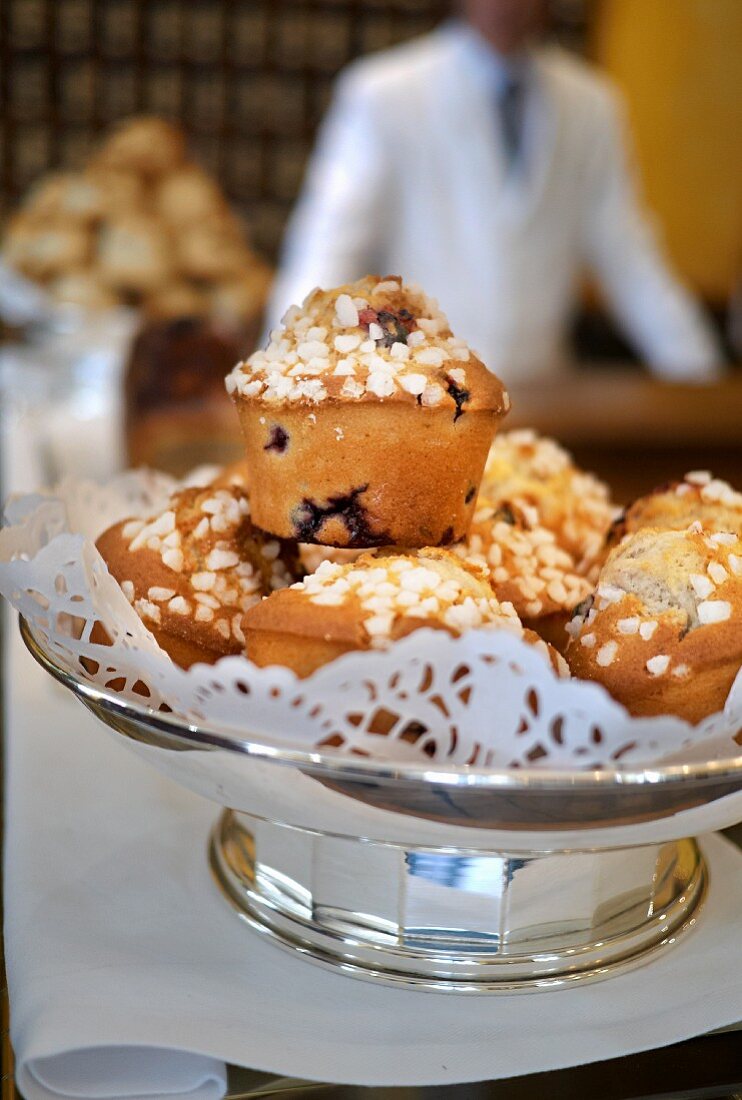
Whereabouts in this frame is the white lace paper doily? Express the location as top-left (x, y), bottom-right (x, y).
top-left (1, 469), bottom-right (741, 770)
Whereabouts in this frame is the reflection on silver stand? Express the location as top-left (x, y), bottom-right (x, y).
top-left (211, 810), bottom-right (706, 992)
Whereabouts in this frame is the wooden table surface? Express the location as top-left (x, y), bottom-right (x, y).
top-left (506, 372), bottom-right (742, 502)
top-left (506, 373), bottom-right (742, 446)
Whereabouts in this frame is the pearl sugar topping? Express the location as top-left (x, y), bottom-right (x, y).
top-left (225, 276), bottom-right (479, 408)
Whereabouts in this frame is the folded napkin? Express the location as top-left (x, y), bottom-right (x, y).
top-left (5, 615), bottom-right (742, 1100)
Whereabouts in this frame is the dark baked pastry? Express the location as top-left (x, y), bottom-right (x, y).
top-left (124, 316), bottom-right (249, 476)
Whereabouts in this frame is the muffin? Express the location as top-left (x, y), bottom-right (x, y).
top-left (298, 544), bottom-right (362, 576)
top-left (455, 498), bottom-right (593, 652)
top-left (226, 276), bottom-right (510, 548)
top-left (51, 269), bottom-right (120, 311)
top-left (21, 171), bottom-right (103, 224)
top-left (96, 480), bottom-right (300, 667)
top-left (480, 430), bottom-right (616, 573)
top-left (175, 213), bottom-right (254, 282)
top-left (566, 524), bottom-right (742, 724)
top-left (210, 265), bottom-right (273, 325)
top-left (3, 213), bottom-right (91, 282)
top-left (144, 281), bottom-right (210, 320)
top-left (606, 471), bottom-right (742, 555)
top-left (97, 215), bottom-right (172, 296)
top-left (85, 168), bottom-right (148, 219)
top-left (154, 166), bottom-right (227, 228)
top-left (243, 547), bottom-right (568, 679)
top-left (201, 467), bottom-right (362, 570)
top-left (1, 116), bottom-right (276, 323)
top-left (92, 116), bottom-right (186, 177)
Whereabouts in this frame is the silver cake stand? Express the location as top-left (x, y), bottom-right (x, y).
top-left (22, 618), bottom-right (742, 994)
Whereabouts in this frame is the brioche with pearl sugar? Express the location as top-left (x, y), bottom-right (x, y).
top-left (243, 547), bottom-right (568, 679)
top-left (226, 276), bottom-right (509, 548)
top-left (481, 430), bottom-right (616, 573)
top-left (1, 116), bottom-right (271, 325)
top-left (605, 470), bottom-right (742, 555)
top-left (90, 116), bottom-right (186, 178)
top-left (566, 523), bottom-right (742, 724)
top-left (96, 480), bottom-right (299, 667)
top-left (455, 498), bottom-right (593, 651)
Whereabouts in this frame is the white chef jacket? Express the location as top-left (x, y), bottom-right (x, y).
top-left (266, 23), bottom-right (722, 384)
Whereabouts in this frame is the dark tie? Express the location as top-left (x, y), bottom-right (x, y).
top-left (499, 74), bottom-right (526, 171)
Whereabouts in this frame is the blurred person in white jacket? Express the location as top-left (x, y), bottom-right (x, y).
top-left (266, 0), bottom-right (723, 383)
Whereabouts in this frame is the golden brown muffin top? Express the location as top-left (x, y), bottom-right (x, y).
top-left (260, 547), bottom-right (520, 647)
top-left (226, 275), bottom-right (508, 415)
top-left (567, 523), bottom-right (742, 683)
top-left (20, 171), bottom-right (104, 221)
top-left (607, 470), bottom-right (742, 551)
top-left (91, 116), bottom-right (186, 177)
top-left (245, 547), bottom-right (569, 676)
top-left (455, 498), bottom-right (594, 620)
top-left (480, 429), bottom-right (617, 572)
top-left (101, 482), bottom-right (298, 649)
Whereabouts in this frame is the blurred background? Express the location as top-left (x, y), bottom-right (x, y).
top-left (0, 0), bottom-right (740, 498)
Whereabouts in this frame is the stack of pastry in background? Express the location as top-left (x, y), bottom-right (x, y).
top-left (1, 116), bottom-right (272, 327)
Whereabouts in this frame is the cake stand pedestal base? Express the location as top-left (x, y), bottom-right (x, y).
top-left (209, 809), bottom-right (707, 993)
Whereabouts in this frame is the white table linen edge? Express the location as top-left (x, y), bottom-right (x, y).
top-left (3, 405), bottom-right (226, 1100)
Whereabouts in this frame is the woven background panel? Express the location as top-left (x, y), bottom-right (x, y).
top-left (0, 0), bottom-right (591, 259)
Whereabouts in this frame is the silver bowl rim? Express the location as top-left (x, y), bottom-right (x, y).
top-left (21, 616), bottom-right (742, 793)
